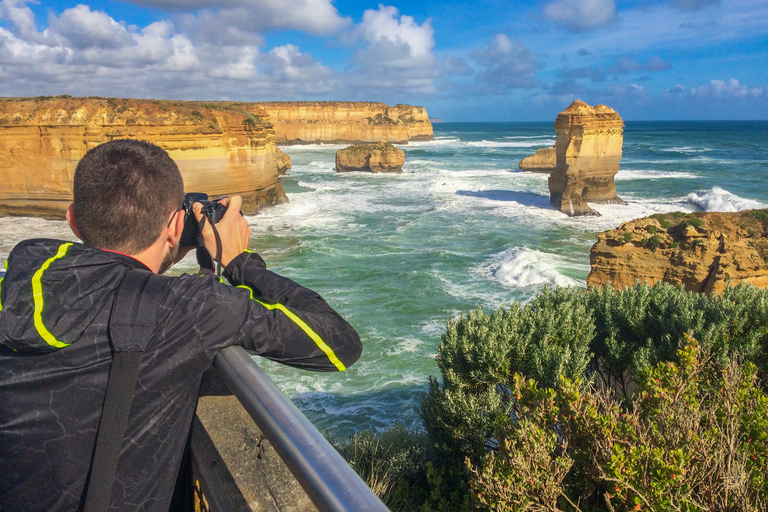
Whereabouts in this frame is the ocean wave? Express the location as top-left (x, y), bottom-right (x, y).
top-left (615, 169), bottom-right (698, 180)
top-left (466, 139), bottom-right (555, 148)
top-left (686, 186), bottom-right (765, 212)
top-left (659, 146), bottom-right (712, 153)
top-left (473, 248), bottom-right (586, 290)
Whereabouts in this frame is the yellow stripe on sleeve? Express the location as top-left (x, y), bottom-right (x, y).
top-left (236, 285), bottom-right (346, 371)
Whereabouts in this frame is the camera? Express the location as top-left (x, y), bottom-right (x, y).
top-left (179, 193), bottom-right (228, 247)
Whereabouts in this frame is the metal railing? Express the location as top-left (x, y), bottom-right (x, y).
top-left (211, 346), bottom-right (389, 512)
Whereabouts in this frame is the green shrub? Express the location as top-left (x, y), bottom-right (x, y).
top-left (420, 288), bottom-right (594, 463)
top-left (623, 232), bottom-right (633, 243)
top-left (646, 234), bottom-right (661, 252)
top-left (748, 209), bottom-right (767, 222)
top-left (671, 241), bottom-right (679, 249)
top-left (646, 225), bottom-right (657, 234)
top-left (685, 217), bottom-right (705, 229)
top-left (660, 220), bottom-right (672, 229)
top-left (462, 339), bottom-right (768, 511)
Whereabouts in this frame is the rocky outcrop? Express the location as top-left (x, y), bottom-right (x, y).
top-left (275, 147), bottom-right (292, 175)
top-left (518, 146), bottom-right (556, 173)
top-left (587, 209), bottom-right (768, 294)
top-left (255, 102), bottom-right (433, 144)
top-left (0, 96), bottom-right (288, 218)
top-left (335, 140), bottom-right (405, 173)
top-left (547, 100), bottom-right (626, 216)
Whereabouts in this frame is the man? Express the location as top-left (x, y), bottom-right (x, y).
top-left (0, 139), bottom-right (362, 511)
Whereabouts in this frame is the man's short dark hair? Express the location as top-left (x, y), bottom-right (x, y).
top-left (73, 139), bottom-right (184, 253)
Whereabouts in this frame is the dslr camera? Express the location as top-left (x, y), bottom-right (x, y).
top-left (179, 192), bottom-right (228, 247)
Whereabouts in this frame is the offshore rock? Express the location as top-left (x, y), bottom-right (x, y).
top-left (255, 102), bottom-right (433, 144)
top-left (518, 146), bottom-right (556, 173)
top-left (587, 209), bottom-right (768, 294)
top-left (547, 100), bottom-right (626, 216)
top-left (335, 140), bottom-right (405, 173)
top-left (275, 147), bottom-right (292, 175)
top-left (0, 96), bottom-right (288, 218)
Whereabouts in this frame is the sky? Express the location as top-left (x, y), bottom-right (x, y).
top-left (0, 0), bottom-right (766, 121)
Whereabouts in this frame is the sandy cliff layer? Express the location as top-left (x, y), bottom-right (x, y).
top-left (546, 100), bottom-right (626, 216)
top-left (255, 102), bottom-right (433, 144)
top-left (0, 96), bottom-right (288, 218)
top-left (335, 140), bottom-right (405, 172)
top-left (588, 209), bottom-right (768, 294)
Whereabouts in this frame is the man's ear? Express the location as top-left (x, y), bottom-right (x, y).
top-left (65, 204), bottom-right (83, 240)
top-left (168, 208), bottom-right (185, 246)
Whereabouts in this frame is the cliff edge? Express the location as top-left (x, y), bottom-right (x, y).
top-left (587, 209), bottom-right (768, 294)
top-left (0, 96), bottom-right (287, 218)
top-left (255, 101), bottom-right (433, 145)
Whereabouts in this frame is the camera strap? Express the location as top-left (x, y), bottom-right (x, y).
top-left (195, 214), bottom-right (224, 276)
top-left (83, 269), bottom-right (165, 512)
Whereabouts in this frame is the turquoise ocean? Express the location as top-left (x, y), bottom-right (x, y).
top-left (1, 121), bottom-right (766, 438)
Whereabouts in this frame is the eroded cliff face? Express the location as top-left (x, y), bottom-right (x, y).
top-left (335, 140), bottom-right (405, 173)
top-left (547, 100), bottom-right (626, 216)
top-left (587, 209), bottom-right (768, 294)
top-left (0, 97), bottom-right (287, 218)
top-left (255, 102), bottom-right (433, 144)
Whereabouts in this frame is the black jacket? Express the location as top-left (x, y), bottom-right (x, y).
top-left (0, 239), bottom-right (362, 511)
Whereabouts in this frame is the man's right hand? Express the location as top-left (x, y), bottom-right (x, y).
top-left (192, 196), bottom-right (252, 268)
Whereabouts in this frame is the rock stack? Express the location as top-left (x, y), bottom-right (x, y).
top-left (548, 100), bottom-right (626, 216)
top-left (335, 140), bottom-right (405, 173)
top-left (518, 146), bottom-right (556, 173)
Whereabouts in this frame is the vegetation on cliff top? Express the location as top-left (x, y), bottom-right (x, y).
top-left (337, 282), bottom-right (768, 511)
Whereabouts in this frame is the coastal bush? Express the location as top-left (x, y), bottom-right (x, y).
top-left (646, 234), bottom-right (661, 251)
top-left (622, 232), bottom-right (632, 243)
top-left (442, 339), bottom-right (768, 511)
top-left (420, 288), bottom-right (594, 464)
top-left (334, 425), bottom-right (431, 510)
top-left (646, 225), bottom-right (657, 234)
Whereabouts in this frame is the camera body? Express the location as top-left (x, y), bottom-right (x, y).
top-left (179, 193), bottom-right (227, 247)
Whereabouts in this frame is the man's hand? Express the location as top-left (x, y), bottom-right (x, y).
top-left (192, 196), bottom-right (252, 268)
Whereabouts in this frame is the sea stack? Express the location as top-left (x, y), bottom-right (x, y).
top-left (518, 146), bottom-right (556, 172)
top-left (548, 100), bottom-right (626, 216)
top-left (335, 140), bottom-right (405, 173)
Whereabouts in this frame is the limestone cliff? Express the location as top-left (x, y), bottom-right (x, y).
top-left (0, 96), bottom-right (287, 218)
top-left (335, 140), bottom-right (405, 173)
top-left (518, 146), bottom-right (556, 173)
top-left (255, 102), bottom-right (433, 145)
top-left (587, 209), bottom-right (768, 294)
top-left (547, 101), bottom-right (626, 216)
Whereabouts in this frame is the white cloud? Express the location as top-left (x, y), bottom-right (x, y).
top-left (128, 0), bottom-right (350, 37)
top-left (356, 5), bottom-right (436, 69)
top-left (543, 0), bottom-right (616, 31)
top-left (691, 78), bottom-right (764, 98)
top-left (471, 34), bottom-right (540, 91)
top-left (47, 4), bottom-right (132, 50)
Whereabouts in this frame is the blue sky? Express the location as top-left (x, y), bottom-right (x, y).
top-left (0, 0), bottom-right (766, 121)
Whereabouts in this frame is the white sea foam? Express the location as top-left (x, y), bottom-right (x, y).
top-left (660, 146), bottom-right (712, 153)
top-left (466, 139), bottom-right (555, 148)
top-left (686, 186), bottom-right (765, 212)
top-left (482, 248), bottom-right (587, 289)
top-left (615, 169), bottom-right (698, 180)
